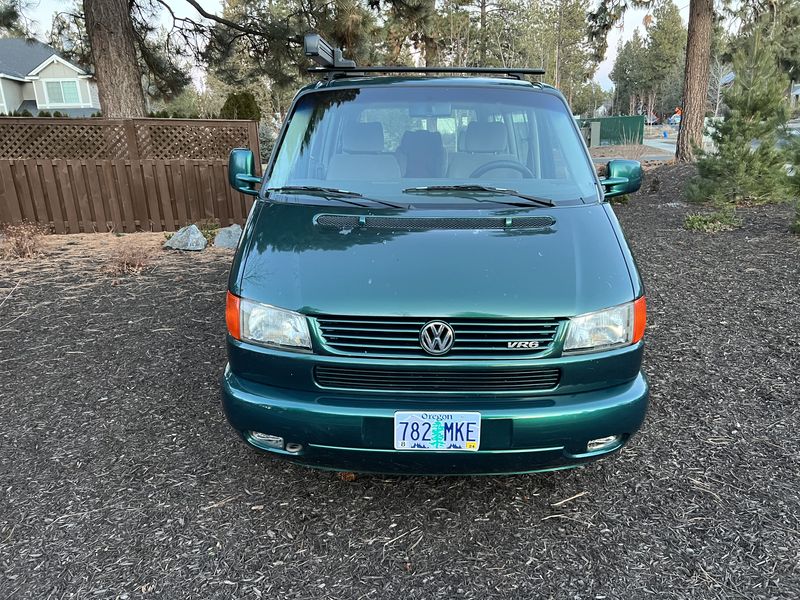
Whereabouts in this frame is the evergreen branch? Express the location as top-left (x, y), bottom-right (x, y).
top-left (179, 0), bottom-right (268, 37)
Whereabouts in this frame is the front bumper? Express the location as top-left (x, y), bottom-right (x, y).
top-left (221, 366), bottom-right (649, 475)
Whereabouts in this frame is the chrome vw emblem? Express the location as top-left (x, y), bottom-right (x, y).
top-left (419, 321), bottom-right (455, 355)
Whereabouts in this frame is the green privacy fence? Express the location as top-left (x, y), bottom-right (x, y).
top-left (577, 116), bottom-right (645, 146)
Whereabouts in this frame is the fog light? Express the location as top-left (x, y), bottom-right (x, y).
top-left (285, 442), bottom-right (303, 454)
top-left (586, 435), bottom-right (621, 452)
top-left (250, 432), bottom-right (284, 449)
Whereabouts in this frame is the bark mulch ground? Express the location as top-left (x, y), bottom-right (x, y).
top-left (1, 165), bottom-right (799, 599)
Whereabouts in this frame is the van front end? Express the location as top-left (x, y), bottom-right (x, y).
top-left (221, 200), bottom-right (649, 476)
top-left (220, 68), bottom-right (649, 475)
top-left (221, 338), bottom-right (648, 475)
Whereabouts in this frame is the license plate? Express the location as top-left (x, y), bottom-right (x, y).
top-left (393, 411), bottom-right (480, 451)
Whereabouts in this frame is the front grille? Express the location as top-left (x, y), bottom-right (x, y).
top-left (314, 316), bottom-right (562, 358)
top-left (315, 214), bottom-right (555, 231)
top-left (314, 365), bottom-right (561, 392)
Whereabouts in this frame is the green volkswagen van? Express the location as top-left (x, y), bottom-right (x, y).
top-left (221, 35), bottom-right (647, 475)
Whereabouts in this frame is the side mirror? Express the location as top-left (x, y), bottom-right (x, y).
top-left (228, 148), bottom-right (261, 197)
top-left (601, 159), bottom-right (643, 199)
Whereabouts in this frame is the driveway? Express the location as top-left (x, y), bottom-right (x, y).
top-left (1, 163), bottom-right (799, 598)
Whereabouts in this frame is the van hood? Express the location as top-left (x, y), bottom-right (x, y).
top-left (235, 202), bottom-right (634, 319)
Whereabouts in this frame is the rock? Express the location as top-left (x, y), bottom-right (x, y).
top-left (213, 224), bottom-right (243, 248)
top-left (164, 224), bottom-right (207, 251)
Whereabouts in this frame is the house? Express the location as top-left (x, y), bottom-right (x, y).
top-left (0, 38), bottom-right (101, 117)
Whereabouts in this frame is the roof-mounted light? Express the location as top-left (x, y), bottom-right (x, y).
top-left (303, 33), bottom-right (356, 69)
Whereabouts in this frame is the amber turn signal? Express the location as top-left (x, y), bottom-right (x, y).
top-left (226, 291), bottom-right (241, 340)
top-left (632, 296), bottom-right (646, 344)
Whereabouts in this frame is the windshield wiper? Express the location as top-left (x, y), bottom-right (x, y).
top-left (402, 185), bottom-right (555, 207)
top-left (267, 186), bottom-right (403, 209)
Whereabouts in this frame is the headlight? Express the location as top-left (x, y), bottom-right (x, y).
top-left (563, 298), bottom-right (646, 353)
top-left (226, 292), bottom-right (311, 350)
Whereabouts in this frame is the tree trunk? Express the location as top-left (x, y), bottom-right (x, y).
top-left (423, 0), bottom-right (438, 66)
top-left (675, 0), bottom-right (713, 162)
top-left (479, 0), bottom-right (487, 65)
top-left (83, 0), bottom-right (145, 118)
top-left (554, 0), bottom-right (562, 88)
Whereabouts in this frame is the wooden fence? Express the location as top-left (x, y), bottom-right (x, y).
top-left (0, 118), bottom-right (261, 233)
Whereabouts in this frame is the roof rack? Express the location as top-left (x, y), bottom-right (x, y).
top-left (308, 66), bottom-right (545, 80)
top-left (303, 33), bottom-right (545, 80)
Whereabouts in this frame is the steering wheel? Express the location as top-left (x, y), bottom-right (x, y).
top-left (470, 160), bottom-right (534, 179)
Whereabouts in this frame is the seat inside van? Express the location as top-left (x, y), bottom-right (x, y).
top-left (327, 122), bottom-right (401, 180)
top-left (396, 130), bottom-right (446, 178)
top-left (447, 122), bottom-right (523, 179)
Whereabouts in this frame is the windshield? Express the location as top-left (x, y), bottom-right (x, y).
top-left (266, 85), bottom-right (598, 205)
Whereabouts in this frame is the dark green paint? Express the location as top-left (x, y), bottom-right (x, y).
top-left (601, 159), bottom-right (644, 198)
top-left (233, 202), bottom-right (634, 318)
top-left (222, 75), bottom-right (648, 475)
top-left (221, 366), bottom-right (648, 475)
top-left (228, 148), bottom-right (260, 196)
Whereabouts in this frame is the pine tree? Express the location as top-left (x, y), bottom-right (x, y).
top-left (610, 32), bottom-right (648, 115)
top-left (644, 1), bottom-right (686, 117)
top-left (0, 0), bottom-right (23, 35)
top-left (687, 29), bottom-right (791, 208)
top-left (787, 139), bottom-right (800, 233)
top-left (219, 92), bottom-right (261, 121)
top-left (429, 421), bottom-right (445, 449)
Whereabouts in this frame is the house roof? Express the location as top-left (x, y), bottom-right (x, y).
top-left (0, 38), bottom-right (61, 78)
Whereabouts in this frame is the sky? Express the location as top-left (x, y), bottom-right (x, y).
top-left (24, 0), bottom-right (690, 91)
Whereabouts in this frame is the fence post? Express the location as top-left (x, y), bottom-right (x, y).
top-left (124, 120), bottom-right (140, 160)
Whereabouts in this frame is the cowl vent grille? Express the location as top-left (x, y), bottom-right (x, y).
top-left (315, 214), bottom-right (555, 231)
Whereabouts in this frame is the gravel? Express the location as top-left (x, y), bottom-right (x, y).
top-left (1, 164), bottom-right (799, 599)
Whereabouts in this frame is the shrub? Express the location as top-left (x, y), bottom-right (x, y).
top-left (684, 209), bottom-right (741, 233)
top-left (104, 243), bottom-right (156, 276)
top-left (37, 110), bottom-right (52, 117)
top-left (219, 92), bottom-right (261, 121)
top-left (617, 131), bottom-right (647, 161)
top-left (1, 222), bottom-right (49, 258)
top-left (196, 218), bottom-right (220, 243)
top-left (52, 111), bottom-right (64, 117)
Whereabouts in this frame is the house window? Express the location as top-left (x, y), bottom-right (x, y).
top-left (44, 80), bottom-right (81, 105)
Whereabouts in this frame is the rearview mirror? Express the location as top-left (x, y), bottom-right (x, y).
top-left (228, 148), bottom-right (261, 197)
top-left (601, 159), bottom-right (643, 199)
top-left (409, 102), bottom-right (452, 118)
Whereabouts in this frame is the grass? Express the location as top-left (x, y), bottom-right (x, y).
top-left (616, 131), bottom-right (648, 161)
top-left (0, 222), bottom-right (49, 259)
top-left (684, 209), bottom-right (742, 233)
